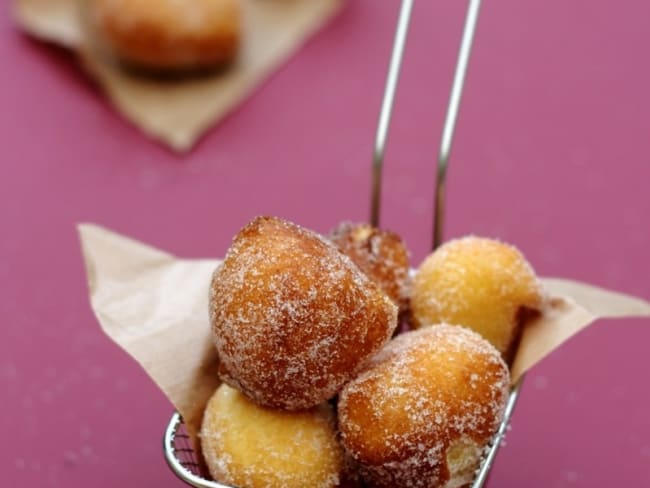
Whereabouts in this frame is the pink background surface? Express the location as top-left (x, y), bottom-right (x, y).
top-left (2, 1), bottom-right (649, 486)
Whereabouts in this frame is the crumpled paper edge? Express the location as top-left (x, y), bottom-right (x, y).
top-left (79, 224), bottom-right (221, 448)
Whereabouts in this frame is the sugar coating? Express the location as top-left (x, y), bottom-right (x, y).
top-left (200, 384), bottom-right (344, 488)
top-left (210, 216), bottom-right (398, 410)
top-left (329, 222), bottom-right (412, 314)
top-left (411, 236), bottom-right (544, 356)
top-left (338, 324), bottom-right (510, 488)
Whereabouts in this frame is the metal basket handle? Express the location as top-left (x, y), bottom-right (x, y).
top-left (368, 1), bottom-right (523, 486)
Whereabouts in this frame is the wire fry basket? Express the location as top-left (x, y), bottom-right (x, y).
top-left (164, 1), bottom-right (523, 486)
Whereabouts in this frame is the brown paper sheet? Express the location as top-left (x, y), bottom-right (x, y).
top-left (78, 224), bottom-right (221, 445)
top-left (511, 280), bottom-right (650, 381)
top-left (78, 224), bottom-right (650, 446)
top-left (14, 0), bottom-right (343, 151)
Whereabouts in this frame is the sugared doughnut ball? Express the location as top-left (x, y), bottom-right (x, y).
top-left (84, 0), bottom-right (241, 72)
top-left (329, 222), bottom-right (411, 314)
top-left (338, 325), bottom-right (510, 488)
top-left (411, 236), bottom-right (543, 357)
top-left (210, 216), bottom-right (398, 410)
top-left (201, 384), bottom-right (344, 488)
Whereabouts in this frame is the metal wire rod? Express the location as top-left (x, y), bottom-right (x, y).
top-left (370, 0), bottom-right (414, 227)
top-left (433, 0), bottom-right (482, 249)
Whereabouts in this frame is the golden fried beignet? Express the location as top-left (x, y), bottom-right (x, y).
top-left (411, 236), bottom-right (543, 357)
top-left (338, 325), bottom-right (510, 488)
top-left (201, 384), bottom-right (344, 488)
top-left (329, 222), bottom-right (411, 315)
top-left (210, 216), bottom-right (398, 410)
top-left (85, 0), bottom-right (241, 72)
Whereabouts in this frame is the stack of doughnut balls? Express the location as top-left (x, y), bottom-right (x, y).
top-left (203, 216), bottom-right (544, 488)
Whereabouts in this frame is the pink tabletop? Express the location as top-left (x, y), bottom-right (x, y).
top-left (2, 1), bottom-right (649, 486)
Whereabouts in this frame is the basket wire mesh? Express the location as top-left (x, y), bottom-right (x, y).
top-left (164, 0), bottom-right (523, 486)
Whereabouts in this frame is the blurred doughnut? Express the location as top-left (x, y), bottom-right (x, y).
top-left (411, 236), bottom-right (543, 357)
top-left (210, 216), bottom-right (398, 410)
top-left (338, 324), bottom-right (510, 488)
top-left (85, 0), bottom-right (241, 72)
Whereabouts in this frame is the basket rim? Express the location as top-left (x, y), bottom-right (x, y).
top-left (163, 411), bottom-right (232, 488)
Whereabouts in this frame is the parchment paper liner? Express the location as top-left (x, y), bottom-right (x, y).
top-left (13, 0), bottom-right (342, 151)
top-left (78, 223), bottom-right (650, 452)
